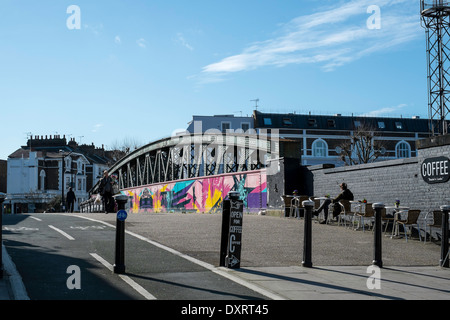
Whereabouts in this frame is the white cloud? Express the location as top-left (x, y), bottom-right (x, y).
top-left (199, 0), bottom-right (420, 82)
top-left (362, 103), bottom-right (407, 117)
top-left (115, 35), bottom-right (121, 45)
top-left (92, 123), bottom-right (104, 133)
top-left (137, 38), bottom-right (147, 48)
top-left (176, 33), bottom-right (194, 51)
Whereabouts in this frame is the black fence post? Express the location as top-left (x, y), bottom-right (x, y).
top-left (440, 205), bottom-right (450, 268)
top-left (302, 200), bottom-right (314, 268)
top-left (114, 195), bottom-right (128, 274)
top-left (372, 203), bottom-right (384, 268)
top-left (0, 193), bottom-right (6, 279)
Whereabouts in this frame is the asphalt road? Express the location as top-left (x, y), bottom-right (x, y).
top-left (2, 213), bottom-right (268, 300)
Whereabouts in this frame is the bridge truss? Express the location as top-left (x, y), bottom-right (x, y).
top-left (101, 132), bottom-right (279, 192)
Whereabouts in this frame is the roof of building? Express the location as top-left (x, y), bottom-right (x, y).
top-left (253, 111), bottom-right (433, 133)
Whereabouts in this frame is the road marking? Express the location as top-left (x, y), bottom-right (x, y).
top-left (3, 227), bottom-right (39, 231)
top-left (71, 214), bottom-right (284, 300)
top-left (48, 225), bottom-right (75, 240)
top-left (89, 253), bottom-right (157, 300)
top-left (30, 216), bottom-right (42, 221)
top-left (70, 226), bottom-right (106, 230)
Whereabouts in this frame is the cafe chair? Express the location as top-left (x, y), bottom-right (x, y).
top-left (337, 200), bottom-right (353, 227)
top-left (393, 209), bottom-right (422, 242)
top-left (380, 208), bottom-right (394, 235)
top-left (355, 203), bottom-right (374, 232)
top-left (295, 195), bottom-right (310, 219)
top-left (424, 210), bottom-right (442, 243)
top-left (281, 195), bottom-right (292, 218)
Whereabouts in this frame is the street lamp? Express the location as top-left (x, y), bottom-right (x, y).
top-left (59, 150), bottom-right (73, 212)
top-left (0, 192), bottom-right (6, 279)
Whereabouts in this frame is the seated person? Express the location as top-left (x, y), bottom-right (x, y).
top-left (314, 183), bottom-right (354, 224)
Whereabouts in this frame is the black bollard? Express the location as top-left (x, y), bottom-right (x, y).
top-left (114, 195), bottom-right (128, 274)
top-left (372, 203), bottom-right (384, 268)
top-left (219, 199), bottom-right (230, 267)
top-left (0, 193), bottom-right (6, 279)
top-left (440, 205), bottom-right (450, 268)
top-left (302, 200), bottom-right (314, 268)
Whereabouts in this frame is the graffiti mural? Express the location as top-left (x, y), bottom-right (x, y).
top-left (121, 170), bottom-right (266, 213)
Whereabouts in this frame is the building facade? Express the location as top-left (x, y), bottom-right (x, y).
top-left (6, 135), bottom-right (121, 213)
top-left (253, 111), bottom-right (433, 166)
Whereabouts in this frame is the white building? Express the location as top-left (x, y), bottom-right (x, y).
top-left (6, 135), bottom-right (118, 213)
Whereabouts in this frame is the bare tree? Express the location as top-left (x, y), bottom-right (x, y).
top-left (108, 136), bottom-right (143, 159)
top-left (338, 122), bottom-right (385, 166)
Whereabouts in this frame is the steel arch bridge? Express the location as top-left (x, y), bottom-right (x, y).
top-left (89, 131), bottom-right (280, 213)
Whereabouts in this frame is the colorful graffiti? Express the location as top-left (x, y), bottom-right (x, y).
top-left (121, 170), bottom-right (267, 213)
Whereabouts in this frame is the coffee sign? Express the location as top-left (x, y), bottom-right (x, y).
top-left (421, 156), bottom-right (450, 184)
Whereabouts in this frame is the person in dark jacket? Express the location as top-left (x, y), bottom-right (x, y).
top-left (99, 170), bottom-right (114, 213)
top-left (313, 183), bottom-right (354, 224)
top-left (66, 187), bottom-right (76, 213)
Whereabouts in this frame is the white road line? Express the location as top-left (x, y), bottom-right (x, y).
top-left (89, 253), bottom-right (157, 300)
top-left (48, 225), bottom-right (75, 240)
top-left (70, 214), bottom-right (284, 300)
top-left (29, 216), bottom-right (42, 221)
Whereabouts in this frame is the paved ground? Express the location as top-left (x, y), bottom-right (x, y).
top-left (2, 211), bottom-right (449, 300)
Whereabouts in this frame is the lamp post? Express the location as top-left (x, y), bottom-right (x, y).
top-left (59, 150), bottom-right (73, 212)
top-left (0, 192), bottom-right (6, 279)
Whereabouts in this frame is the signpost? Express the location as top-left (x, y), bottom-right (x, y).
top-left (220, 191), bottom-right (244, 269)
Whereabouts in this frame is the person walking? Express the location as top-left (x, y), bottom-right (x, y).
top-left (99, 170), bottom-right (114, 213)
top-left (66, 187), bottom-right (76, 213)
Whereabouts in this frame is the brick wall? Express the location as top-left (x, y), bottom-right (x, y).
top-left (308, 136), bottom-right (450, 225)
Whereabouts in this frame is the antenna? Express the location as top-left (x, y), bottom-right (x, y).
top-left (421, 0), bottom-right (450, 135)
top-left (250, 98), bottom-right (259, 110)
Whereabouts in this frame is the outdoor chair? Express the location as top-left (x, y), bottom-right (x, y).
top-left (337, 200), bottom-right (353, 227)
top-left (294, 195), bottom-right (310, 219)
top-left (393, 209), bottom-right (422, 242)
top-left (380, 208), bottom-right (393, 235)
top-left (424, 210), bottom-right (442, 243)
top-left (355, 203), bottom-right (374, 232)
top-left (281, 195), bottom-right (292, 218)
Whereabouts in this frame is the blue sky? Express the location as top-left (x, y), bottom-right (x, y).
top-left (0, 0), bottom-right (427, 160)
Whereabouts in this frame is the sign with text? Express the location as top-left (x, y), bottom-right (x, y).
top-left (226, 199), bottom-right (243, 269)
top-left (421, 156), bottom-right (450, 184)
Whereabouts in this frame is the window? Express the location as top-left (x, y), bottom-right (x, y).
top-left (396, 141), bottom-right (411, 158)
top-left (221, 121), bottom-right (231, 132)
top-left (395, 122), bottom-right (403, 129)
top-left (378, 121), bottom-right (385, 129)
top-left (354, 120), bottom-right (361, 128)
top-left (327, 119), bottom-right (336, 128)
top-left (312, 139), bottom-right (328, 157)
top-left (241, 122), bottom-right (250, 132)
top-left (282, 118), bottom-right (292, 126)
top-left (308, 119), bottom-right (316, 127)
top-left (263, 118), bottom-right (272, 126)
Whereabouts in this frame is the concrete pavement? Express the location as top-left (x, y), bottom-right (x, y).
top-left (1, 212), bottom-right (449, 300)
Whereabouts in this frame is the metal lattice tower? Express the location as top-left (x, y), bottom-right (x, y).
top-left (421, 0), bottom-right (450, 135)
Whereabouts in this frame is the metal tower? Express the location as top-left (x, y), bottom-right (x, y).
top-left (421, 0), bottom-right (450, 135)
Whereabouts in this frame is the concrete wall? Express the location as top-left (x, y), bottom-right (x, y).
top-left (308, 135), bottom-right (450, 222)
